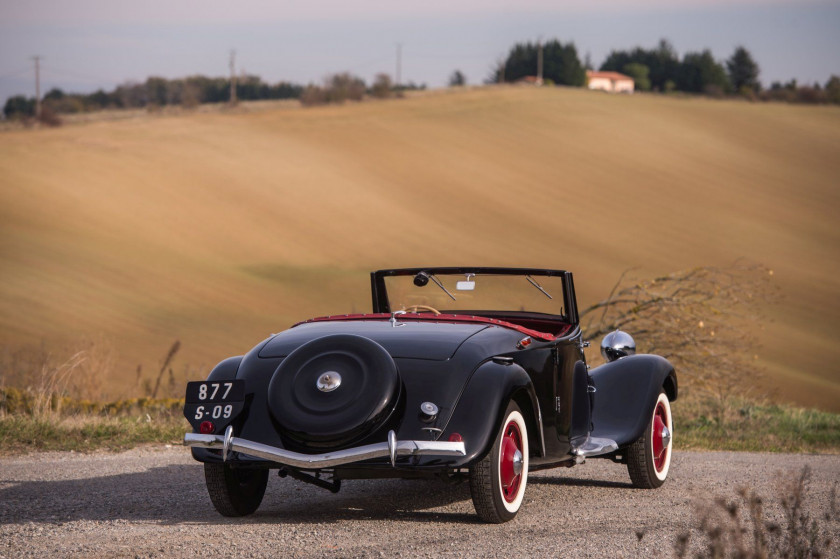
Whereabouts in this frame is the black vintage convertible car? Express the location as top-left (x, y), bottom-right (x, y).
top-left (184, 267), bottom-right (677, 523)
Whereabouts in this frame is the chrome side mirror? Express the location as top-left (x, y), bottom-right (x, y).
top-left (600, 330), bottom-right (636, 362)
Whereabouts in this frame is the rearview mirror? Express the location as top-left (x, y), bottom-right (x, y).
top-left (456, 280), bottom-right (475, 291)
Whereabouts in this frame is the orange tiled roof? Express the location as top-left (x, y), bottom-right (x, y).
top-left (586, 70), bottom-right (633, 82)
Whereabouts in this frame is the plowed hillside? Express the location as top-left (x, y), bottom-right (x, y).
top-left (1, 87), bottom-right (838, 409)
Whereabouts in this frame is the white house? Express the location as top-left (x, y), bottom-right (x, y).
top-left (586, 70), bottom-right (635, 93)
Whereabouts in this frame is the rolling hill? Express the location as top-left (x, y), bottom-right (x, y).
top-left (1, 87), bottom-right (838, 410)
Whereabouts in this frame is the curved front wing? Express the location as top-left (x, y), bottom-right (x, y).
top-left (184, 427), bottom-right (466, 470)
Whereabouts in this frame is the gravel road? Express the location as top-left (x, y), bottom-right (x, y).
top-left (1, 447), bottom-right (838, 558)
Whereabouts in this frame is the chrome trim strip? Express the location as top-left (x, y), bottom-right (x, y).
top-left (185, 430), bottom-right (466, 469)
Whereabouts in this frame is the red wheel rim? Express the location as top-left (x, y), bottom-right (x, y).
top-left (499, 420), bottom-right (523, 503)
top-left (652, 401), bottom-right (669, 473)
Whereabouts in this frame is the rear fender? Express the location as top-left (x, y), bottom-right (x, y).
top-left (191, 356), bottom-right (243, 463)
top-left (589, 354), bottom-right (676, 447)
top-left (206, 356), bottom-right (243, 381)
top-left (441, 361), bottom-right (544, 465)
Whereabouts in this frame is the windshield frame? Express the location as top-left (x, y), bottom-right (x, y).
top-left (370, 267), bottom-right (579, 325)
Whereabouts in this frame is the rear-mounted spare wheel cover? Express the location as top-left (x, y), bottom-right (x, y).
top-left (267, 334), bottom-right (400, 446)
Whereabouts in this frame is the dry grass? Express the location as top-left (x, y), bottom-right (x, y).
top-left (680, 466), bottom-right (839, 558)
top-left (0, 87), bottom-right (838, 408)
top-left (0, 414), bottom-right (187, 453)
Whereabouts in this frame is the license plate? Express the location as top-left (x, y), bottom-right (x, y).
top-left (184, 380), bottom-right (245, 432)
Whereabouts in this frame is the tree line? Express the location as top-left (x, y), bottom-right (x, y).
top-left (4, 37), bottom-right (839, 121)
top-left (488, 38), bottom-right (840, 103)
top-left (3, 74), bottom-right (303, 120)
top-left (3, 72), bottom-right (429, 121)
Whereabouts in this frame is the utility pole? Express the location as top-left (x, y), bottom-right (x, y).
top-left (32, 55), bottom-right (42, 118)
top-left (395, 43), bottom-right (402, 88)
top-left (229, 50), bottom-right (237, 105)
top-left (537, 38), bottom-right (544, 86)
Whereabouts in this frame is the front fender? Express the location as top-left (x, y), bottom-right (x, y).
top-left (440, 360), bottom-right (544, 466)
top-left (589, 354), bottom-right (676, 447)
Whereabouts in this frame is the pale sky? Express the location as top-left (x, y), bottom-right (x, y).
top-left (1, 0), bottom-right (839, 105)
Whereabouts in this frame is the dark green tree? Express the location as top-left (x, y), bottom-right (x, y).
top-left (499, 39), bottom-right (585, 86)
top-left (3, 95), bottom-right (35, 118)
top-left (87, 89), bottom-right (114, 110)
top-left (726, 46), bottom-right (761, 93)
top-left (622, 63), bottom-right (651, 91)
top-left (826, 76), bottom-right (840, 104)
top-left (448, 70), bottom-right (466, 87)
top-left (677, 50), bottom-right (730, 94)
top-left (44, 88), bottom-right (65, 101)
top-left (145, 76), bottom-right (168, 106)
top-left (600, 39), bottom-right (680, 91)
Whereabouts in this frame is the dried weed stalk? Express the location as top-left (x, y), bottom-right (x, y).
top-left (31, 350), bottom-right (87, 417)
top-left (684, 466), bottom-right (837, 559)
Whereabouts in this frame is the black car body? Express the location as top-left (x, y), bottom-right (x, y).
top-left (184, 267), bottom-right (677, 522)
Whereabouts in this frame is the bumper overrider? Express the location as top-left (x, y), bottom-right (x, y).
top-left (184, 426), bottom-right (466, 469)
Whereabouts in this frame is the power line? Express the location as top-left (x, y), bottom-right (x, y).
top-left (0, 66), bottom-right (33, 81)
top-left (39, 65), bottom-right (114, 85)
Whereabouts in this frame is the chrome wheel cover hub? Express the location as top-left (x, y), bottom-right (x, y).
top-left (512, 449), bottom-right (523, 476)
top-left (316, 371), bottom-right (342, 392)
top-left (661, 425), bottom-right (671, 448)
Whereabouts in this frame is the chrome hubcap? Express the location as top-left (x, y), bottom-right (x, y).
top-left (316, 371), bottom-right (342, 392)
top-left (661, 425), bottom-right (671, 448)
top-left (512, 449), bottom-right (523, 476)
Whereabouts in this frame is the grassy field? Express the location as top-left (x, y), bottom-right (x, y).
top-left (1, 87), bottom-right (839, 409)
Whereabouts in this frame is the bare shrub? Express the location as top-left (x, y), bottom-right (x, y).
top-left (37, 105), bottom-right (62, 127)
top-left (31, 351), bottom-right (87, 417)
top-left (69, 337), bottom-right (116, 401)
top-left (795, 86), bottom-right (828, 104)
top-left (300, 84), bottom-right (327, 106)
top-left (325, 73), bottom-right (366, 103)
top-left (581, 262), bottom-right (778, 422)
top-left (370, 73), bottom-right (394, 99)
top-left (704, 84), bottom-right (726, 98)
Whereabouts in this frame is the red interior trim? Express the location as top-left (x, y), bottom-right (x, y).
top-left (294, 313), bottom-right (570, 341)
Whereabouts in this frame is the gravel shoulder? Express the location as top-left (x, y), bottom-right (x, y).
top-left (1, 447), bottom-right (838, 558)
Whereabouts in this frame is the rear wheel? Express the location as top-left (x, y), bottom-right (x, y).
top-left (627, 391), bottom-right (673, 488)
top-left (204, 463), bottom-right (269, 517)
top-left (469, 401), bottom-right (529, 523)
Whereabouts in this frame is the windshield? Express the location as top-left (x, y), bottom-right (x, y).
top-left (382, 272), bottom-right (566, 316)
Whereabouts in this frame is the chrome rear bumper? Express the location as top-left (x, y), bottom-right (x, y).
top-left (184, 426), bottom-right (466, 469)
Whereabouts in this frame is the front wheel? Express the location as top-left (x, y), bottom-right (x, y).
top-left (469, 401), bottom-right (529, 523)
top-left (204, 463), bottom-right (269, 516)
top-left (627, 391), bottom-right (673, 488)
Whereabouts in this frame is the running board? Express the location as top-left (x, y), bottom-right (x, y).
top-left (571, 437), bottom-right (618, 464)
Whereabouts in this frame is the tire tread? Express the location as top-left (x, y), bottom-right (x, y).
top-left (469, 401), bottom-right (526, 523)
top-left (204, 463), bottom-right (268, 517)
top-left (469, 452), bottom-right (503, 523)
top-left (626, 433), bottom-right (656, 488)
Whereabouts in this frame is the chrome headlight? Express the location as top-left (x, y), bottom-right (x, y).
top-left (600, 330), bottom-right (636, 362)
